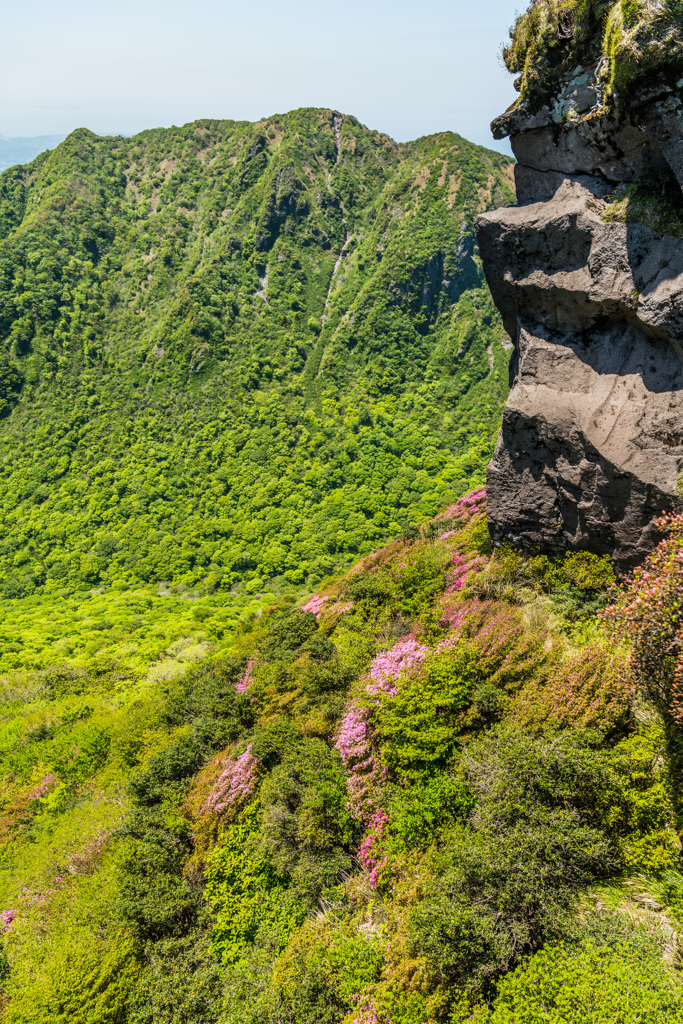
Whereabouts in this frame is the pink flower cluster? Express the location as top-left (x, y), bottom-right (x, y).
top-left (350, 998), bottom-right (391, 1024)
top-left (203, 744), bottom-right (258, 816)
top-left (446, 551), bottom-right (488, 594)
top-left (440, 485), bottom-right (487, 523)
top-left (368, 635), bottom-right (430, 695)
top-left (29, 774), bottom-right (58, 801)
top-left (301, 594), bottom-right (329, 618)
top-left (235, 659), bottom-right (256, 694)
top-left (335, 704), bottom-right (387, 823)
top-left (0, 910), bottom-right (15, 930)
top-left (358, 809), bottom-right (389, 889)
top-left (301, 594), bottom-right (354, 620)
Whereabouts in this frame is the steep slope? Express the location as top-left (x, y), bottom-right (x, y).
top-left (0, 110), bottom-right (514, 597)
top-left (477, 0), bottom-right (683, 568)
top-left (2, 488), bottom-right (683, 1023)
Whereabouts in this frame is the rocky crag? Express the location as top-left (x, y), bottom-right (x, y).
top-left (477, 0), bottom-right (683, 568)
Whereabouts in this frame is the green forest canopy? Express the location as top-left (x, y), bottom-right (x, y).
top-left (0, 108), bottom-right (514, 600)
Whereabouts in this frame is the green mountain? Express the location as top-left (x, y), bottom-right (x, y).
top-left (0, 101), bottom-right (682, 1024)
top-left (0, 109), bottom-right (513, 600)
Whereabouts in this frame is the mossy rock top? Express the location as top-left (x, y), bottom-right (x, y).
top-left (501, 1), bottom-right (683, 128)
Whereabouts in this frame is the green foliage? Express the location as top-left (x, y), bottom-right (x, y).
top-left (525, 550), bottom-right (616, 592)
top-left (1, 500), bottom-right (682, 1022)
top-left (255, 738), bottom-right (356, 903)
top-left (602, 175), bottom-right (683, 238)
top-left (4, 930), bottom-right (139, 1024)
top-left (272, 924), bottom-right (384, 1024)
top-left (377, 644), bottom-right (479, 779)
top-left (127, 932), bottom-right (223, 1024)
top-left (205, 803), bottom-right (303, 964)
top-left (0, 112), bottom-right (513, 599)
top-left (483, 936), bottom-right (683, 1022)
top-left (406, 728), bottom-right (620, 994)
top-left (386, 772), bottom-right (473, 849)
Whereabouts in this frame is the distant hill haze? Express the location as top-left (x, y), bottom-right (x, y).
top-left (0, 134), bottom-right (66, 172)
top-left (0, 109), bottom-right (514, 598)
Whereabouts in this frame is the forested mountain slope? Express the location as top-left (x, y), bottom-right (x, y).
top-left (0, 109), bottom-right (513, 599)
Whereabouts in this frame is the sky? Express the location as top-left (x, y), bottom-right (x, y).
top-left (2, 0), bottom-right (523, 153)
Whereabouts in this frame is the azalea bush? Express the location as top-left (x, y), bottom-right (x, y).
top-left (603, 512), bottom-right (683, 722)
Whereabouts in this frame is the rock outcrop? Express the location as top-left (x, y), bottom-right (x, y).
top-left (477, 62), bottom-right (683, 568)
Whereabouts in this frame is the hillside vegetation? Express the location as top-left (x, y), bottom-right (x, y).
top-left (3, 489), bottom-right (683, 1021)
top-left (0, 109), bottom-right (513, 600)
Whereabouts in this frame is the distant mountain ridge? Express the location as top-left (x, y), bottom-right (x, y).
top-left (0, 133), bottom-right (66, 172)
top-left (0, 109), bottom-right (514, 598)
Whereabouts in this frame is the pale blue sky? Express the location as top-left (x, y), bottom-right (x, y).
top-left (4, 0), bottom-right (523, 151)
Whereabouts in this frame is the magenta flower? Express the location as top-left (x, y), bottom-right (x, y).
top-left (203, 744), bottom-right (258, 816)
top-left (0, 910), bottom-right (16, 930)
top-left (358, 809), bottom-right (390, 889)
top-left (301, 594), bottom-right (330, 618)
top-left (235, 659), bottom-right (256, 694)
top-left (29, 774), bottom-right (58, 801)
top-left (335, 704), bottom-right (387, 823)
top-left (368, 635), bottom-right (429, 694)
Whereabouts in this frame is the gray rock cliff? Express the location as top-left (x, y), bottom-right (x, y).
top-left (476, 70), bottom-right (683, 568)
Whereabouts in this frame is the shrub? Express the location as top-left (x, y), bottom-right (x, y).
top-left (272, 922), bottom-right (384, 1024)
top-left (117, 805), bottom-right (199, 940)
top-left (4, 931), bottom-right (139, 1024)
top-left (255, 737), bottom-right (356, 904)
top-left (127, 931), bottom-right (223, 1024)
top-left (406, 728), bottom-right (619, 994)
top-left (511, 641), bottom-right (631, 735)
top-left (484, 936), bottom-right (683, 1022)
top-left (204, 803), bottom-right (303, 964)
top-left (603, 512), bottom-right (683, 723)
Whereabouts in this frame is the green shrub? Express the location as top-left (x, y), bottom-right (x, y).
top-left (117, 805), bottom-right (199, 939)
top-left (4, 931), bottom-right (139, 1024)
top-left (485, 936), bottom-right (683, 1022)
top-left (272, 923), bottom-right (384, 1024)
top-left (255, 737), bottom-right (355, 904)
top-left (205, 804), bottom-right (304, 964)
top-left (127, 932), bottom-right (223, 1024)
top-left (406, 728), bottom-right (619, 993)
top-left (386, 773), bottom-right (473, 850)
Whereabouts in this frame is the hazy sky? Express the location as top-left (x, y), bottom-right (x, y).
top-left (3, 0), bottom-right (523, 152)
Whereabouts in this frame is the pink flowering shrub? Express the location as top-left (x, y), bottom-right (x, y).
top-left (0, 909), bottom-right (15, 931)
top-left (333, 601), bottom-right (354, 616)
top-left (446, 551), bottom-right (489, 594)
top-left (203, 744), bottom-right (258, 816)
top-left (368, 635), bottom-right (430, 695)
top-left (358, 810), bottom-right (390, 890)
top-left (512, 642), bottom-right (631, 734)
top-left (335, 704), bottom-right (387, 823)
top-left (349, 997), bottom-right (391, 1024)
top-left (29, 774), bottom-right (58, 801)
top-left (302, 594), bottom-right (330, 618)
top-left (466, 605), bottom-right (553, 692)
top-left (436, 486), bottom-right (487, 525)
top-left (602, 512), bottom-right (683, 722)
top-left (430, 597), bottom-right (487, 636)
top-left (235, 659), bottom-right (256, 694)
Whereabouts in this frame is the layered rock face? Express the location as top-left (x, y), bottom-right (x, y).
top-left (477, 73), bottom-right (683, 568)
